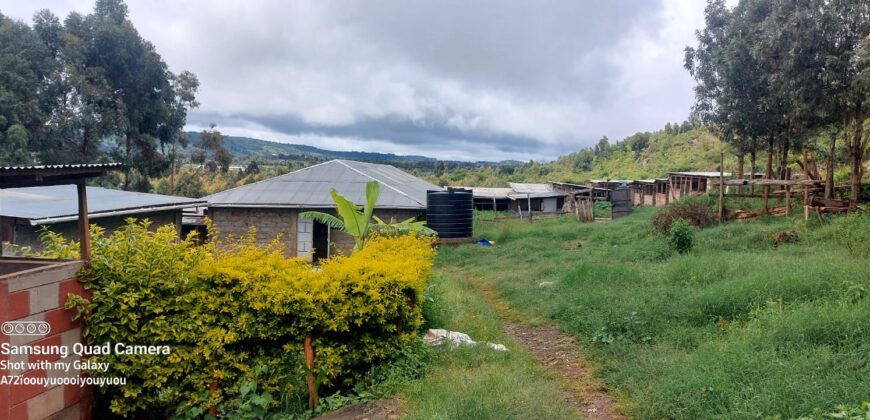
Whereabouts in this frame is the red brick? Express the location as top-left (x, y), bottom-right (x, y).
top-left (7, 290), bottom-right (30, 320)
top-left (9, 370), bottom-right (46, 405)
top-left (58, 278), bottom-right (88, 307)
top-left (64, 384), bottom-right (81, 408)
top-left (9, 401), bottom-right (27, 420)
top-left (28, 334), bottom-right (63, 364)
top-left (80, 384), bottom-right (93, 420)
top-left (44, 308), bottom-right (81, 334)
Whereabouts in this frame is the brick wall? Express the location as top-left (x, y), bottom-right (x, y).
top-left (210, 208), bottom-right (299, 257)
top-left (0, 259), bottom-right (92, 420)
top-left (209, 207), bottom-right (423, 258)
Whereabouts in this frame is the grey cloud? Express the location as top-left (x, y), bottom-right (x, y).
top-left (4, 0), bottom-right (703, 161)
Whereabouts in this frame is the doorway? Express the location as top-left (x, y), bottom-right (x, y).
top-left (312, 221), bottom-right (330, 263)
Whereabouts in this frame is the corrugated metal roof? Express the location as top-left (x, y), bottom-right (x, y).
top-left (507, 182), bottom-right (565, 199)
top-left (0, 163), bottom-right (123, 172)
top-left (0, 185), bottom-right (204, 224)
top-left (205, 159), bottom-right (443, 209)
top-left (668, 171), bottom-right (732, 177)
top-left (461, 187), bottom-right (514, 199)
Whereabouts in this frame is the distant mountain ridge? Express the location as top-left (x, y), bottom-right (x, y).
top-left (184, 131), bottom-right (436, 164)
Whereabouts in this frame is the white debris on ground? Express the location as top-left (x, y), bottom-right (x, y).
top-left (538, 281), bottom-right (554, 287)
top-left (423, 329), bottom-right (508, 351)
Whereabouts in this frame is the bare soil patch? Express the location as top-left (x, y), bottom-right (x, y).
top-left (474, 279), bottom-right (625, 419)
top-left (502, 321), bottom-right (624, 419)
top-left (315, 397), bottom-right (402, 420)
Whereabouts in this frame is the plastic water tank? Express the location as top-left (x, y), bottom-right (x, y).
top-left (426, 189), bottom-right (473, 238)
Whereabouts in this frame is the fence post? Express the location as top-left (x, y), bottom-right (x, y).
top-left (305, 335), bottom-right (318, 410)
top-left (719, 153), bottom-right (725, 223)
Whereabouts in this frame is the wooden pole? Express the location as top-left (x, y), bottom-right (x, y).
top-left (527, 194), bottom-right (532, 222)
top-left (76, 181), bottom-right (91, 261)
top-left (785, 185), bottom-right (792, 217)
top-left (718, 153), bottom-right (725, 223)
top-left (305, 335), bottom-right (318, 410)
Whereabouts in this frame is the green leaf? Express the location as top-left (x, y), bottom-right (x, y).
top-left (299, 211), bottom-right (346, 231)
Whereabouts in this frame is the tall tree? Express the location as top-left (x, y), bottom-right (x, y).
top-left (0, 12), bottom-right (56, 164)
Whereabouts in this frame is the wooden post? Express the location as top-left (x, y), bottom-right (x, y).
top-left (718, 153), bottom-right (725, 223)
top-left (208, 381), bottom-right (219, 416)
top-left (492, 197), bottom-right (496, 211)
top-left (527, 194), bottom-right (532, 222)
top-left (652, 184), bottom-right (657, 206)
top-left (76, 181), bottom-right (91, 261)
top-left (665, 182), bottom-right (673, 206)
top-left (305, 335), bottom-right (318, 410)
top-left (785, 185), bottom-right (792, 217)
top-left (803, 185), bottom-right (810, 221)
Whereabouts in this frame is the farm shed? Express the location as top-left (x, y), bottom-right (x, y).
top-left (205, 159), bottom-right (443, 262)
top-left (0, 185), bottom-right (203, 253)
top-left (631, 178), bottom-right (670, 206)
top-left (464, 187), bottom-right (513, 211)
top-left (667, 171), bottom-right (731, 200)
top-left (507, 183), bottom-right (566, 213)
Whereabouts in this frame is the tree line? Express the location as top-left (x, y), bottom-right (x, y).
top-left (685, 0), bottom-right (869, 206)
top-left (0, 0), bottom-right (198, 191)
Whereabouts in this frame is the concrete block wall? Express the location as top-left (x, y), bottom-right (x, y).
top-left (210, 207), bottom-right (424, 258)
top-left (210, 208), bottom-right (299, 257)
top-left (0, 259), bottom-right (92, 420)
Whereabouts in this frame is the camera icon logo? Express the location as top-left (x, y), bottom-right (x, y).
top-left (1, 321), bottom-right (51, 336)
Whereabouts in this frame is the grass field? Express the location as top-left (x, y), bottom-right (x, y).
top-left (429, 206), bottom-right (870, 419)
top-left (398, 270), bottom-right (579, 419)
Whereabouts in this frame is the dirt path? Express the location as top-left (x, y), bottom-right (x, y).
top-left (476, 281), bottom-right (625, 420)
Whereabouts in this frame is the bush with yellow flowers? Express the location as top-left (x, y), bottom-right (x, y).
top-left (58, 219), bottom-right (434, 417)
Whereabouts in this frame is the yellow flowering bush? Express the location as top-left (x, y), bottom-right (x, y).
top-left (62, 220), bottom-right (435, 416)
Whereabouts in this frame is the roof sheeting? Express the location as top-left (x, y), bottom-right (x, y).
top-left (464, 187), bottom-right (514, 199)
top-left (0, 185), bottom-right (204, 224)
top-left (668, 171), bottom-right (732, 178)
top-left (507, 183), bottom-right (565, 199)
top-left (205, 159), bottom-right (443, 209)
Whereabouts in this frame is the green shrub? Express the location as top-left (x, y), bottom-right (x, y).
top-left (651, 196), bottom-right (718, 234)
top-left (669, 218), bottom-right (694, 254)
top-left (57, 219), bottom-right (435, 416)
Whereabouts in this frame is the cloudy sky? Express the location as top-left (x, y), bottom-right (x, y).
top-left (3, 0), bottom-right (713, 161)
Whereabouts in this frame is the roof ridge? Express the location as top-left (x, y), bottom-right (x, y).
top-left (336, 160), bottom-right (426, 207)
top-left (204, 159), bottom-right (340, 200)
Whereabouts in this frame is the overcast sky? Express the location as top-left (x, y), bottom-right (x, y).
top-left (2, 0), bottom-right (715, 161)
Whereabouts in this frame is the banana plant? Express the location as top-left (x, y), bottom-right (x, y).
top-left (300, 181), bottom-right (380, 253)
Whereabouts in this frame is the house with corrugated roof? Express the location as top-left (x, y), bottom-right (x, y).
top-left (0, 185), bottom-right (204, 252)
top-left (204, 159), bottom-right (443, 261)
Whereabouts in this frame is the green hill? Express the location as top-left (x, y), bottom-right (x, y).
top-left (184, 131), bottom-right (435, 164)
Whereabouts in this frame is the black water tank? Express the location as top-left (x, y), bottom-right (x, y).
top-left (426, 189), bottom-right (473, 238)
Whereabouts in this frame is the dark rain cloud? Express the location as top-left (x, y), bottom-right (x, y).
top-left (3, 0), bottom-right (705, 161)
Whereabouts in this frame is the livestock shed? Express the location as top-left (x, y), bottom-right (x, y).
top-left (631, 178), bottom-right (670, 206)
top-left (507, 183), bottom-right (566, 213)
top-left (0, 184), bottom-right (203, 253)
top-left (205, 159), bottom-right (443, 262)
top-left (465, 187), bottom-right (513, 211)
top-left (667, 171), bottom-right (731, 200)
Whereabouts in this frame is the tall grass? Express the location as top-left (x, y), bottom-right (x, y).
top-left (436, 207), bottom-right (870, 419)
